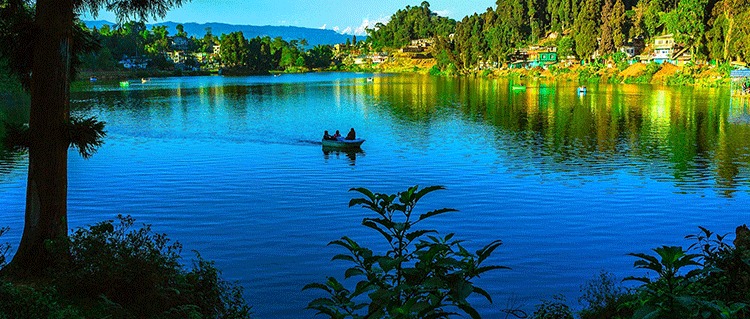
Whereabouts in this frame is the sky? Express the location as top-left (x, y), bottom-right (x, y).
top-left (81, 0), bottom-right (498, 35)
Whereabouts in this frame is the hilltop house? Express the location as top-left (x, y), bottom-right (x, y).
top-left (171, 36), bottom-right (189, 51)
top-left (371, 53), bottom-right (388, 64)
top-left (118, 56), bottom-right (149, 69)
top-left (637, 34), bottom-right (692, 64)
top-left (166, 50), bottom-right (186, 64)
top-left (507, 46), bottom-right (557, 68)
top-left (401, 38), bottom-right (433, 53)
top-left (651, 34), bottom-right (675, 63)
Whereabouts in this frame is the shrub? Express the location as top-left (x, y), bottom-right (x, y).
top-left (0, 227), bottom-right (9, 268)
top-left (0, 281), bottom-right (81, 319)
top-left (305, 185), bottom-right (507, 319)
top-left (624, 246), bottom-right (702, 319)
top-left (51, 215), bottom-right (251, 319)
top-left (578, 271), bottom-right (634, 319)
top-left (533, 295), bottom-right (573, 319)
top-left (687, 226), bottom-right (750, 318)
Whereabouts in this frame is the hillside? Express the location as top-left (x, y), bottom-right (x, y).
top-left (84, 20), bottom-right (356, 46)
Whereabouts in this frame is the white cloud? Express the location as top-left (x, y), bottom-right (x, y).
top-left (319, 24), bottom-right (326, 29)
top-left (341, 27), bottom-right (353, 34)
top-left (353, 16), bottom-right (389, 36)
top-left (433, 10), bottom-right (450, 17)
top-left (332, 26), bottom-right (340, 32)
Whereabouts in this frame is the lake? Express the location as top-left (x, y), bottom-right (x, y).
top-left (1, 72), bottom-right (750, 317)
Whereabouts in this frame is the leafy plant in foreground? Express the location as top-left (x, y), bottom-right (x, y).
top-left (532, 294), bottom-right (573, 319)
top-left (304, 185), bottom-right (507, 319)
top-left (686, 226), bottom-right (750, 318)
top-left (578, 271), bottom-right (634, 319)
top-left (54, 215), bottom-right (252, 319)
top-left (0, 227), bottom-right (9, 268)
top-left (624, 246), bottom-right (702, 319)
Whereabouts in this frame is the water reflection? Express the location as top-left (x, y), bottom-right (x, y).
top-left (0, 85), bottom-right (29, 181)
top-left (322, 146), bottom-right (363, 166)
top-left (361, 75), bottom-right (750, 196)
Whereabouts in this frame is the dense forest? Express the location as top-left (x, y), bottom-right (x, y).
top-left (79, 21), bottom-right (336, 74)
top-left (367, 0), bottom-right (750, 70)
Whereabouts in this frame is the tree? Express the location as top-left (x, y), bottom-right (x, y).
top-left (600, 0), bottom-right (615, 54)
top-left (664, 0), bottom-right (710, 56)
top-left (611, 0), bottom-right (627, 49)
top-left (175, 23), bottom-right (187, 37)
top-left (574, 0), bottom-right (601, 61)
top-left (709, 0), bottom-right (750, 61)
top-left (1, 0), bottom-right (186, 276)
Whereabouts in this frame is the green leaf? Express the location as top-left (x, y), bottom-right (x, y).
top-left (473, 286), bottom-right (493, 303)
top-left (348, 197), bottom-right (373, 208)
top-left (413, 185), bottom-right (446, 203)
top-left (332, 254), bottom-right (356, 263)
top-left (622, 276), bottom-right (651, 284)
top-left (345, 267), bottom-right (365, 278)
top-left (474, 265), bottom-right (510, 275)
top-left (476, 240), bottom-right (503, 264)
top-left (417, 208), bottom-right (458, 222)
top-left (349, 187), bottom-right (376, 201)
top-left (307, 297), bottom-right (336, 307)
top-left (302, 282), bottom-right (332, 292)
top-left (406, 229), bottom-right (437, 242)
top-left (362, 220), bottom-right (394, 242)
top-left (456, 302), bottom-right (482, 319)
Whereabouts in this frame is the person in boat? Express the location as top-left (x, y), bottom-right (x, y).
top-left (345, 128), bottom-right (356, 140)
top-left (332, 130), bottom-right (342, 139)
top-left (323, 130), bottom-right (333, 140)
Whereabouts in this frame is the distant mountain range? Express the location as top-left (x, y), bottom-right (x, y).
top-left (83, 20), bottom-right (358, 46)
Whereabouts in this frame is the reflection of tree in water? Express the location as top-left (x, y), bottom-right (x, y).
top-left (361, 75), bottom-right (750, 196)
top-left (0, 79), bottom-right (30, 180)
top-left (322, 146), bottom-right (363, 166)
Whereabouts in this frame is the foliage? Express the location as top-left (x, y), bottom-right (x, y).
top-left (0, 227), bottom-right (8, 268)
top-left (532, 295), bottom-right (574, 319)
top-left (67, 116), bottom-right (106, 159)
top-left (305, 185), bottom-right (507, 319)
top-left (367, 2), bottom-right (456, 49)
top-left (0, 281), bottom-right (82, 319)
top-left (305, 45), bottom-right (334, 69)
top-left (47, 215), bottom-right (252, 319)
top-left (2, 116), bottom-right (106, 159)
top-left (686, 226), bottom-right (750, 316)
top-left (624, 246), bottom-right (702, 319)
top-left (572, 0), bottom-right (600, 62)
top-left (578, 271), bottom-right (635, 319)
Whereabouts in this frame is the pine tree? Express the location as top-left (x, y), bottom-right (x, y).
top-left (600, 0), bottom-right (615, 54)
top-left (574, 0), bottom-right (601, 61)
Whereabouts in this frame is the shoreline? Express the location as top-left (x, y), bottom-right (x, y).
top-left (75, 59), bottom-right (736, 88)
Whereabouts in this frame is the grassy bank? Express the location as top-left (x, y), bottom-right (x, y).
top-left (350, 51), bottom-right (734, 87)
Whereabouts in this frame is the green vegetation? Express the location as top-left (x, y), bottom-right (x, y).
top-left (550, 226), bottom-right (750, 319)
top-left (366, 0), bottom-right (750, 80)
top-left (77, 22), bottom-right (335, 75)
top-left (304, 185), bottom-right (507, 319)
top-left (366, 2), bottom-right (455, 48)
top-left (0, 215), bottom-right (252, 319)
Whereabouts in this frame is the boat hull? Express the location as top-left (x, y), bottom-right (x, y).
top-left (321, 138), bottom-right (365, 148)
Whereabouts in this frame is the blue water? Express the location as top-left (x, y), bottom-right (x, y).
top-left (1, 73), bottom-right (749, 317)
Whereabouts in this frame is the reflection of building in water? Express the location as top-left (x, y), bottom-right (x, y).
top-left (730, 70), bottom-right (750, 96)
top-left (728, 98), bottom-right (750, 124)
top-left (729, 70), bottom-right (750, 124)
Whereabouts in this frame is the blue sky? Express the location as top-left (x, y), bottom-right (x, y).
top-left (82, 0), bottom-right (497, 35)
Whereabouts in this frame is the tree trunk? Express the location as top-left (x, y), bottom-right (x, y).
top-left (7, 0), bottom-right (73, 276)
top-left (724, 17), bottom-right (733, 61)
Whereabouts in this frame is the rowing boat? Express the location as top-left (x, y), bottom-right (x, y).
top-left (321, 138), bottom-right (365, 148)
